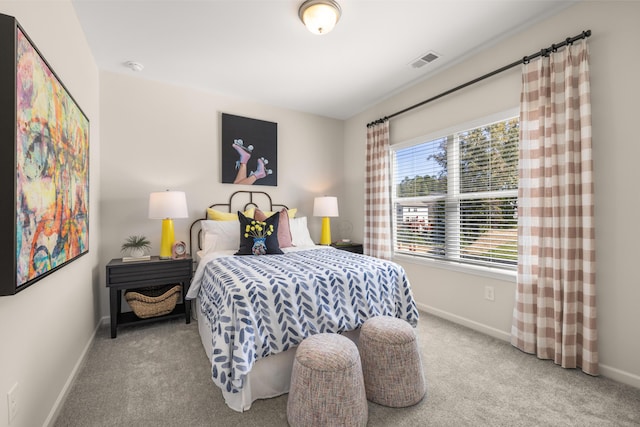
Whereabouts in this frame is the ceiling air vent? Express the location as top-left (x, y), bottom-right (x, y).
top-left (410, 51), bottom-right (440, 69)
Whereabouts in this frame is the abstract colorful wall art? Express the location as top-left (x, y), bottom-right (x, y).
top-left (0, 14), bottom-right (90, 295)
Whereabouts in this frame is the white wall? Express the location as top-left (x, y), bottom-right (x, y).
top-left (1, 2), bottom-right (636, 426)
top-left (344, 1), bottom-right (640, 387)
top-left (98, 71), bottom-right (345, 317)
top-left (0, 1), bottom-right (101, 427)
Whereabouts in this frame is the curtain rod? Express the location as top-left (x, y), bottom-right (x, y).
top-left (366, 30), bottom-right (591, 128)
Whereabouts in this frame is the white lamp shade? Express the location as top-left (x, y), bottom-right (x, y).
top-left (313, 196), bottom-right (339, 217)
top-left (148, 191), bottom-right (188, 219)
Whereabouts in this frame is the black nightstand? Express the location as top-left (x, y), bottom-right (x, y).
top-left (106, 256), bottom-right (193, 338)
top-left (331, 242), bottom-right (363, 254)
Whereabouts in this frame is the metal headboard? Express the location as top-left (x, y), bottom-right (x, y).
top-left (188, 190), bottom-right (289, 256)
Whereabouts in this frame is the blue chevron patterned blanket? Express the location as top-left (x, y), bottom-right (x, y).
top-left (191, 247), bottom-right (418, 395)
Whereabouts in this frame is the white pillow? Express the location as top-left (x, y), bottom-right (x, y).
top-left (289, 217), bottom-right (316, 247)
top-left (201, 220), bottom-right (240, 253)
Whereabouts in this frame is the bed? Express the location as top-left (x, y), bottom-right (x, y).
top-left (186, 191), bottom-right (419, 412)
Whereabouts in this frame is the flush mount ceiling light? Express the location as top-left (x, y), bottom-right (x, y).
top-left (298, 0), bottom-right (342, 35)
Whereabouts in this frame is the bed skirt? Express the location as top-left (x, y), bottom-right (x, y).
top-left (195, 297), bottom-right (360, 412)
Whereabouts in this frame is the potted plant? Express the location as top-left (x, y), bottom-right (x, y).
top-left (121, 235), bottom-right (151, 258)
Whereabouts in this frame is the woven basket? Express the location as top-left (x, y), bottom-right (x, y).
top-left (125, 284), bottom-right (181, 319)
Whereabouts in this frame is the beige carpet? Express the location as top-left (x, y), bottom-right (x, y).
top-left (54, 312), bottom-right (640, 426)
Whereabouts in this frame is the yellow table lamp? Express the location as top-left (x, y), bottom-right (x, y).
top-left (313, 196), bottom-right (339, 245)
top-left (148, 190), bottom-right (188, 259)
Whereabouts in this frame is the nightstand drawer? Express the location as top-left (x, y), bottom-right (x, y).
top-left (107, 258), bottom-right (191, 287)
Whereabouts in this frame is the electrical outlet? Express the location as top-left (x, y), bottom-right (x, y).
top-left (7, 382), bottom-right (18, 424)
top-left (484, 286), bottom-right (495, 301)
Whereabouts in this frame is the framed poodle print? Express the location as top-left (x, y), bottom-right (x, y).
top-left (0, 14), bottom-right (90, 295)
top-left (221, 113), bottom-right (278, 186)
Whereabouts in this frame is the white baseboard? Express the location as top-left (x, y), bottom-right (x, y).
top-left (417, 302), bottom-right (511, 342)
top-left (417, 303), bottom-right (640, 390)
top-left (599, 364), bottom-right (640, 389)
top-left (43, 316), bottom-right (109, 427)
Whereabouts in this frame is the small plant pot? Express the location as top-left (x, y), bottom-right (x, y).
top-left (128, 247), bottom-right (146, 258)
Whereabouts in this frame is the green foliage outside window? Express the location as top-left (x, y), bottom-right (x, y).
top-left (394, 117), bottom-right (519, 268)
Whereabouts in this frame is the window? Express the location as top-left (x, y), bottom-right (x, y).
top-left (391, 114), bottom-right (519, 270)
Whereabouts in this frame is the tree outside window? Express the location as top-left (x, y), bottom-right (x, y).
top-left (392, 117), bottom-right (519, 269)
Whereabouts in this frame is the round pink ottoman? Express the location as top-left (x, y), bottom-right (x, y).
top-left (359, 316), bottom-right (426, 407)
top-left (287, 333), bottom-right (368, 427)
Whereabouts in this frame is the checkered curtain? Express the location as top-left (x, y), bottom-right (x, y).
top-left (364, 120), bottom-right (392, 259)
top-left (512, 39), bottom-right (598, 375)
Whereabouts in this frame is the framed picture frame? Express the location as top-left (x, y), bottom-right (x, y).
top-left (221, 113), bottom-right (277, 186)
top-left (0, 14), bottom-right (90, 295)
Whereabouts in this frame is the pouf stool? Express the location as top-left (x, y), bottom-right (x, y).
top-left (287, 333), bottom-right (368, 427)
top-left (359, 316), bottom-right (426, 407)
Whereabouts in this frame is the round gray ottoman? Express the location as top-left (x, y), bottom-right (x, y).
top-left (359, 316), bottom-right (426, 407)
top-left (287, 333), bottom-right (368, 427)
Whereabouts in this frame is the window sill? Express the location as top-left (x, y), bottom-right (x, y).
top-left (393, 253), bottom-right (517, 283)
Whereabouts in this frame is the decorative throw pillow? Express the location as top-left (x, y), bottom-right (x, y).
top-left (206, 208), bottom-right (238, 221)
top-left (235, 211), bottom-right (283, 255)
top-left (289, 217), bottom-right (316, 247)
top-left (207, 207), bottom-right (255, 221)
top-left (201, 220), bottom-right (240, 253)
top-left (243, 207), bottom-right (256, 219)
top-left (256, 208), bottom-right (297, 219)
top-left (255, 208), bottom-right (293, 248)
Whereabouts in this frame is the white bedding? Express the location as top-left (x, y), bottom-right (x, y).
top-left (187, 245), bottom-right (322, 299)
top-left (195, 296), bottom-right (359, 412)
top-left (187, 245), bottom-right (419, 412)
